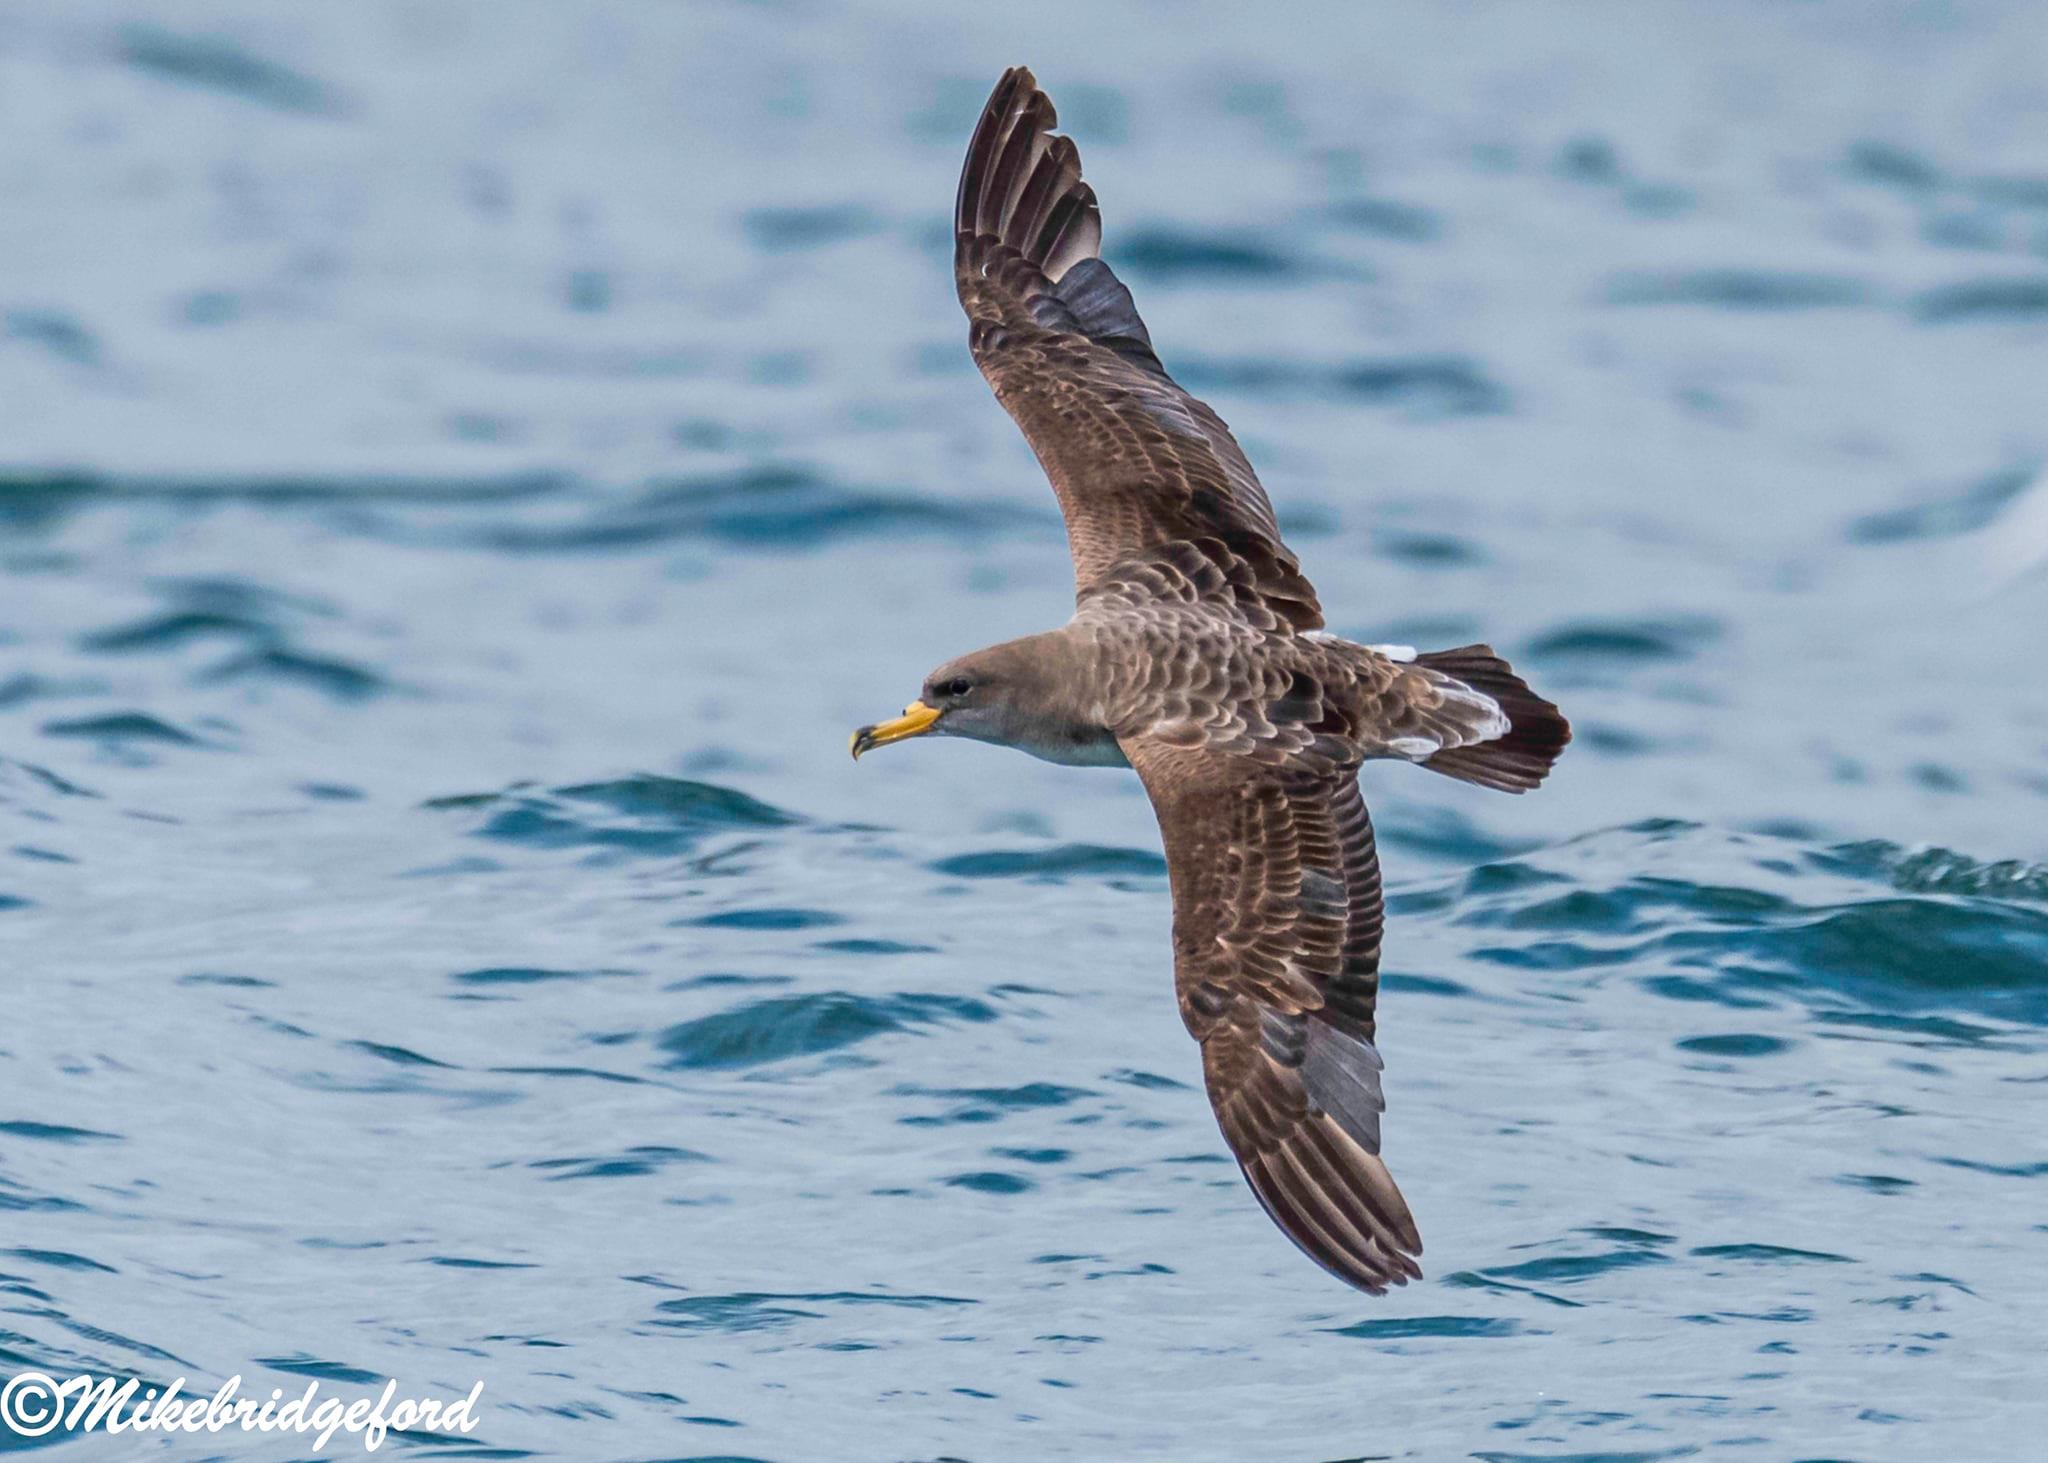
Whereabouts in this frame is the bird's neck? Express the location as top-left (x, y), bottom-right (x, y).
top-left (989, 625), bottom-right (1131, 767)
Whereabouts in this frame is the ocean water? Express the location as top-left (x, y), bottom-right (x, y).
top-left (3, 2), bottom-right (2047, 1458)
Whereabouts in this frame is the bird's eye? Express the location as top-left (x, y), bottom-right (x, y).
top-left (941, 677), bottom-right (973, 698)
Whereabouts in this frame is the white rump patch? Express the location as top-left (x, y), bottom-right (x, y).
top-left (1438, 683), bottom-right (1511, 742)
top-left (1368, 643), bottom-right (1417, 662)
top-left (1384, 735), bottom-right (1440, 760)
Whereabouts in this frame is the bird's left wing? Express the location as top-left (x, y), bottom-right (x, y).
top-left (1120, 737), bottom-right (1423, 1294)
top-left (954, 68), bottom-right (1321, 630)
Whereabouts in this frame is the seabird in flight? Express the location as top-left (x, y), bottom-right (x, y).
top-left (852, 67), bottom-right (1571, 1294)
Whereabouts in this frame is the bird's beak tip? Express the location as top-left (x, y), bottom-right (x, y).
top-left (848, 701), bottom-right (940, 762)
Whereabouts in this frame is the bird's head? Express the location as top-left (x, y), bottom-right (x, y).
top-left (849, 645), bottom-right (1044, 759)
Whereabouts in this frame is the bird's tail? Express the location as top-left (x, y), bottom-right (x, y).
top-left (1413, 644), bottom-right (1571, 793)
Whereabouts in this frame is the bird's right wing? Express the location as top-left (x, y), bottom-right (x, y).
top-left (1121, 736), bottom-right (1423, 1294)
top-left (954, 67), bottom-right (1322, 631)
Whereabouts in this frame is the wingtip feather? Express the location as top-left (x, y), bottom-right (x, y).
top-left (955, 66), bottom-right (1101, 283)
top-left (1243, 1139), bottom-right (1422, 1295)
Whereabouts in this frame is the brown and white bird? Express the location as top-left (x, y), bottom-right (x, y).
top-left (851, 67), bottom-right (1571, 1294)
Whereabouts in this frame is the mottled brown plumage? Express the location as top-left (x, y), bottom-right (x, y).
top-left (852, 67), bottom-right (1571, 1294)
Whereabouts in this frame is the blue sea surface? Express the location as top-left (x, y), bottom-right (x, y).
top-left (3, 2), bottom-right (2047, 1459)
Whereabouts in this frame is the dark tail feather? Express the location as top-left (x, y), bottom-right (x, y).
top-left (1414, 644), bottom-right (1571, 794)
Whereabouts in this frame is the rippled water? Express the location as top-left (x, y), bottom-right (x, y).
top-left (4, 2), bottom-right (2048, 1459)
